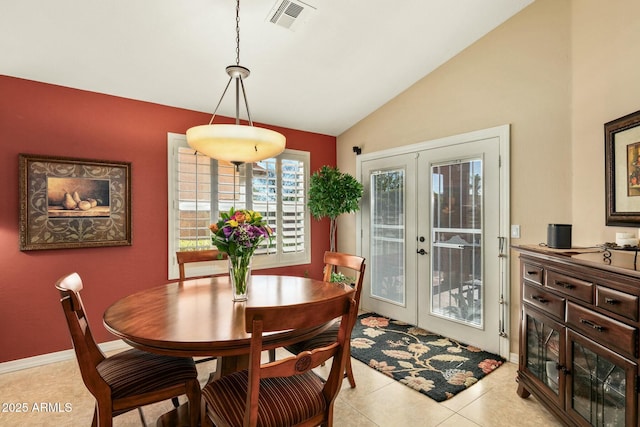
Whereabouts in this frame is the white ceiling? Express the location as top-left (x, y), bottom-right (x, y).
top-left (1, 0), bottom-right (533, 136)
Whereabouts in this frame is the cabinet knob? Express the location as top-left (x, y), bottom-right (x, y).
top-left (555, 363), bottom-right (570, 375)
top-left (604, 297), bottom-right (618, 305)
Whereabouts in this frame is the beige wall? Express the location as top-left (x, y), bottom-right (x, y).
top-left (571, 1), bottom-right (640, 243)
top-left (336, 0), bottom-right (640, 355)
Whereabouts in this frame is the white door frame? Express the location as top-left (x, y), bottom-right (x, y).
top-left (355, 124), bottom-right (511, 359)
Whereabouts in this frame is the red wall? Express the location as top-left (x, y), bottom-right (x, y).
top-left (0, 76), bottom-right (335, 363)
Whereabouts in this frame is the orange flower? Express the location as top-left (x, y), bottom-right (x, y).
top-left (233, 211), bottom-right (246, 223)
top-left (209, 223), bottom-right (219, 233)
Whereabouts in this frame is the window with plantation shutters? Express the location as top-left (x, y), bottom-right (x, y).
top-left (167, 133), bottom-right (310, 279)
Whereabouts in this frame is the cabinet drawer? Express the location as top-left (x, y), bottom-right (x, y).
top-left (566, 302), bottom-right (637, 358)
top-left (546, 271), bottom-right (593, 303)
top-left (596, 285), bottom-right (639, 321)
top-left (523, 282), bottom-right (565, 320)
top-left (523, 263), bottom-right (544, 285)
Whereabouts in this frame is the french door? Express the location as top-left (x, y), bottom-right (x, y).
top-left (360, 153), bottom-right (418, 324)
top-left (359, 126), bottom-right (509, 355)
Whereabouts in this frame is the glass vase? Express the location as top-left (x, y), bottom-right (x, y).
top-left (228, 255), bottom-right (252, 301)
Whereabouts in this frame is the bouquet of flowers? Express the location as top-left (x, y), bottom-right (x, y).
top-left (209, 208), bottom-right (272, 298)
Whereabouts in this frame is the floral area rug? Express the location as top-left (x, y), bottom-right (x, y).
top-left (350, 312), bottom-right (506, 402)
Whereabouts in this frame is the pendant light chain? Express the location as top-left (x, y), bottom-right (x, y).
top-left (235, 0), bottom-right (241, 66)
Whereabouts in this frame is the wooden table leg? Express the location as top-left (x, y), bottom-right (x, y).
top-left (156, 402), bottom-right (192, 427)
top-left (212, 354), bottom-right (250, 380)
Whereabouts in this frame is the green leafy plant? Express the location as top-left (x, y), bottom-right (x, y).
top-left (330, 271), bottom-right (354, 285)
top-left (308, 165), bottom-right (363, 252)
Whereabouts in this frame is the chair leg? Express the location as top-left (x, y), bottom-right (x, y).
top-left (186, 378), bottom-right (201, 427)
top-left (201, 396), bottom-right (214, 427)
top-left (96, 399), bottom-right (113, 427)
top-left (268, 348), bottom-right (276, 362)
top-left (345, 357), bottom-right (356, 388)
top-left (137, 407), bottom-right (147, 426)
top-left (171, 397), bottom-right (180, 408)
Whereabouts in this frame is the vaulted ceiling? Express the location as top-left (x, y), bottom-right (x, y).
top-left (1, 0), bottom-right (533, 136)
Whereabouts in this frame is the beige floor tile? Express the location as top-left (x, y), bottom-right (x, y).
top-left (332, 398), bottom-right (380, 427)
top-left (457, 379), bottom-right (563, 427)
top-left (347, 380), bottom-right (456, 427)
top-left (436, 413), bottom-right (482, 427)
top-left (440, 362), bottom-right (517, 412)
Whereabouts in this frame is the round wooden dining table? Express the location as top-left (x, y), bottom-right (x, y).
top-left (103, 274), bottom-right (354, 376)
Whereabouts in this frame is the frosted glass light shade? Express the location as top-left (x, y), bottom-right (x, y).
top-left (186, 123), bottom-right (286, 163)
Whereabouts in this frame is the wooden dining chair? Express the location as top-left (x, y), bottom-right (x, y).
top-left (176, 249), bottom-right (227, 280)
top-left (55, 272), bottom-right (201, 427)
top-left (284, 251), bottom-right (366, 388)
top-left (200, 290), bottom-right (357, 427)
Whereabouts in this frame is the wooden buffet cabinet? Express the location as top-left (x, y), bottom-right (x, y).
top-left (514, 245), bottom-right (640, 427)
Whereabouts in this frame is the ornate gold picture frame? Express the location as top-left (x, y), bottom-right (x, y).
top-left (19, 154), bottom-right (131, 250)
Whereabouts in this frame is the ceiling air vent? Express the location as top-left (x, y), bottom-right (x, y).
top-left (267, 0), bottom-right (316, 31)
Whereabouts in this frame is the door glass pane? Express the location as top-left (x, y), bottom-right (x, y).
top-left (572, 341), bottom-right (626, 426)
top-left (369, 169), bottom-right (405, 305)
top-left (430, 159), bottom-right (483, 326)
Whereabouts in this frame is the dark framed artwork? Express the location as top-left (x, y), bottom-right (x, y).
top-left (605, 109), bottom-right (640, 226)
top-left (19, 154), bottom-right (132, 250)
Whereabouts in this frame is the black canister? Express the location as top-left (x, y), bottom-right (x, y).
top-left (547, 224), bottom-right (572, 249)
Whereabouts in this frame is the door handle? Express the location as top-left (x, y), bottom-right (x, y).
top-left (417, 248), bottom-right (427, 255)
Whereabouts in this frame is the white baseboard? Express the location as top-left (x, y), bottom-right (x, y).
top-left (509, 352), bottom-right (518, 364)
top-left (0, 340), bottom-right (130, 375)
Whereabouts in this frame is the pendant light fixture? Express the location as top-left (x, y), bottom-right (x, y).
top-left (186, 0), bottom-right (286, 166)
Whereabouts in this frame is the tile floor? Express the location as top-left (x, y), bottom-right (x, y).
top-left (0, 349), bottom-right (562, 427)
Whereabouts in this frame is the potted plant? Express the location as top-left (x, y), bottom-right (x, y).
top-left (308, 165), bottom-right (363, 252)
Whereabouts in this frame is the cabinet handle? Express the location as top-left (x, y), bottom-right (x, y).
top-left (604, 297), bottom-right (618, 305)
top-left (555, 363), bottom-right (570, 375)
top-left (526, 270), bottom-right (539, 276)
top-left (556, 281), bottom-right (575, 290)
top-left (531, 295), bottom-right (548, 304)
top-left (579, 318), bottom-right (604, 332)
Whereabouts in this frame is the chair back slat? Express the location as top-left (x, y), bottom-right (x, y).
top-left (176, 249), bottom-right (227, 280)
top-left (259, 343), bottom-right (339, 380)
top-left (245, 294), bottom-right (354, 334)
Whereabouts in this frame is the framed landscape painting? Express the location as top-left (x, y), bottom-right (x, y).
top-left (19, 154), bottom-right (131, 250)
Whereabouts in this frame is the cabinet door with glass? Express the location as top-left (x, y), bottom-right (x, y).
top-left (566, 329), bottom-right (636, 427)
top-left (520, 304), bottom-right (566, 408)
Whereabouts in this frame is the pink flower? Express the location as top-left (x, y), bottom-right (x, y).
top-left (361, 316), bottom-right (389, 328)
top-left (369, 360), bottom-right (396, 376)
top-left (478, 359), bottom-right (503, 374)
top-left (400, 376), bottom-right (435, 392)
top-left (446, 370), bottom-right (477, 386)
